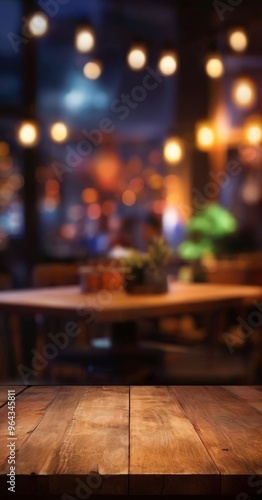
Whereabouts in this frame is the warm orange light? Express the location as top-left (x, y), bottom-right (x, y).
top-left (83, 61), bottom-right (102, 80)
top-left (17, 122), bottom-right (39, 147)
top-left (75, 27), bottom-right (95, 53)
top-left (0, 142), bottom-right (10, 157)
top-left (232, 78), bottom-right (257, 108)
top-left (244, 116), bottom-right (262, 145)
top-left (127, 46), bottom-right (147, 71)
top-left (122, 190), bottom-right (136, 206)
top-left (205, 56), bottom-right (224, 79)
top-left (50, 122), bottom-right (68, 143)
top-left (229, 29), bottom-right (248, 52)
top-left (45, 179), bottom-right (60, 196)
top-left (196, 122), bottom-right (215, 151)
top-left (129, 177), bottom-right (144, 193)
top-left (158, 51), bottom-right (178, 76)
top-left (82, 188), bottom-right (98, 204)
top-left (148, 174), bottom-right (163, 190)
top-left (102, 200), bottom-right (115, 216)
top-left (87, 203), bottom-right (101, 220)
top-left (163, 137), bottom-right (184, 164)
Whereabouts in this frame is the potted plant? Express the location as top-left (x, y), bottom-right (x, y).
top-left (123, 237), bottom-right (172, 294)
top-left (177, 203), bottom-right (238, 282)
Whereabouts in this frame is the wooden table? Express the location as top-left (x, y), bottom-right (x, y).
top-left (0, 283), bottom-right (261, 320)
top-left (1, 283), bottom-right (262, 382)
top-left (0, 386), bottom-right (261, 498)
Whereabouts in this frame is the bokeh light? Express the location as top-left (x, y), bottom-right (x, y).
top-left (17, 122), bottom-right (39, 147)
top-left (28, 12), bottom-right (49, 37)
top-left (158, 51), bottom-right (178, 76)
top-left (83, 61), bottom-right (102, 80)
top-left (87, 203), bottom-right (101, 220)
top-left (0, 142), bottom-right (10, 157)
top-left (244, 116), bottom-right (262, 145)
top-left (75, 27), bottom-right (95, 53)
top-left (82, 188), bottom-right (98, 204)
top-left (122, 190), bottom-right (136, 206)
top-left (196, 122), bottom-right (215, 151)
top-left (232, 78), bottom-right (257, 108)
top-left (163, 137), bottom-right (184, 164)
top-left (127, 46), bottom-right (147, 70)
top-left (50, 122), bottom-right (68, 143)
top-left (229, 29), bottom-right (248, 52)
top-left (205, 56), bottom-right (224, 79)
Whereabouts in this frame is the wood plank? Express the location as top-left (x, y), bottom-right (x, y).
top-left (129, 386), bottom-right (220, 496)
top-left (172, 386), bottom-right (262, 497)
top-left (225, 385), bottom-right (262, 414)
top-left (0, 387), bottom-right (60, 496)
top-left (0, 386), bottom-right (26, 407)
top-left (14, 386), bottom-right (129, 496)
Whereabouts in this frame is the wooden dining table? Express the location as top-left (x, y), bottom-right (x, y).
top-left (0, 385), bottom-right (261, 498)
top-left (1, 282), bottom-right (262, 381)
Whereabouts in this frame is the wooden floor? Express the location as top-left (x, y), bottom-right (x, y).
top-left (0, 386), bottom-right (261, 498)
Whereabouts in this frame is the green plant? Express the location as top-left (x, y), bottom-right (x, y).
top-left (178, 203), bottom-right (238, 261)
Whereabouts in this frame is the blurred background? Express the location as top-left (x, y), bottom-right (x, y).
top-left (1, 0), bottom-right (262, 385)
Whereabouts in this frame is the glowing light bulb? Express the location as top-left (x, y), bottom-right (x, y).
top-left (158, 51), bottom-right (178, 76)
top-left (163, 137), bottom-right (184, 164)
top-left (196, 122), bottom-right (215, 151)
top-left (75, 27), bottom-right (95, 53)
top-left (83, 61), bottom-right (102, 80)
top-left (28, 12), bottom-right (49, 37)
top-left (232, 78), bottom-right (257, 108)
top-left (244, 116), bottom-right (262, 145)
top-left (205, 56), bottom-right (224, 79)
top-left (17, 122), bottom-right (39, 147)
top-left (127, 46), bottom-right (147, 71)
top-left (50, 122), bottom-right (68, 143)
top-left (229, 29), bottom-right (248, 52)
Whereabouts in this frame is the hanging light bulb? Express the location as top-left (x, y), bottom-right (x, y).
top-left (196, 122), bottom-right (215, 151)
top-left (127, 45), bottom-right (147, 71)
top-left (83, 61), bottom-right (102, 80)
top-left (17, 121), bottom-right (39, 147)
top-left (158, 51), bottom-right (178, 76)
top-left (75, 26), bottom-right (95, 53)
top-left (205, 55), bottom-right (224, 79)
top-left (50, 122), bottom-right (68, 143)
top-left (244, 116), bottom-right (262, 145)
top-left (228, 28), bottom-right (248, 52)
top-left (232, 78), bottom-right (257, 108)
top-left (163, 137), bottom-right (184, 164)
top-left (27, 12), bottom-right (49, 37)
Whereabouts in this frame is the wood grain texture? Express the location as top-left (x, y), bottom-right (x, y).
top-left (225, 385), bottom-right (262, 414)
top-left (0, 386), bottom-right (129, 496)
top-left (0, 386), bottom-right (261, 497)
top-left (0, 283), bottom-right (261, 320)
top-left (171, 386), bottom-right (262, 496)
top-left (129, 386), bottom-right (219, 496)
top-left (0, 386), bottom-right (26, 408)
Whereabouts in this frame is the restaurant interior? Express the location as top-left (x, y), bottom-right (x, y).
top-left (1, 0), bottom-right (262, 387)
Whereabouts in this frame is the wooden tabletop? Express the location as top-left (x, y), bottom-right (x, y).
top-left (0, 386), bottom-right (261, 497)
top-left (0, 283), bottom-right (261, 321)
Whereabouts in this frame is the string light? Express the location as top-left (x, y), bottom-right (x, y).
top-left (28, 12), bottom-right (49, 37)
top-left (127, 45), bottom-right (147, 71)
top-left (196, 122), bottom-right (215, 151)
top-left (163, 137), bottom-right (184, 165)
top-left (17, 122), bottom-right (39, 147)
top-left (228, 29), bottom-right (248, 52)
top-left (50, 122), bottom-right (68, 143)
top-left (75, 26), bottom-right (95, 53)
top-left (158, 51), bottom-right (178, 76)
top-left (205, 55), bottom-right (224, 79)
top-left (83, 61), bottom-right (102, 79)
top-left (232, 78), bottom-right (257, 108)
top-left (244, 116), bottom-right (262, 145)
